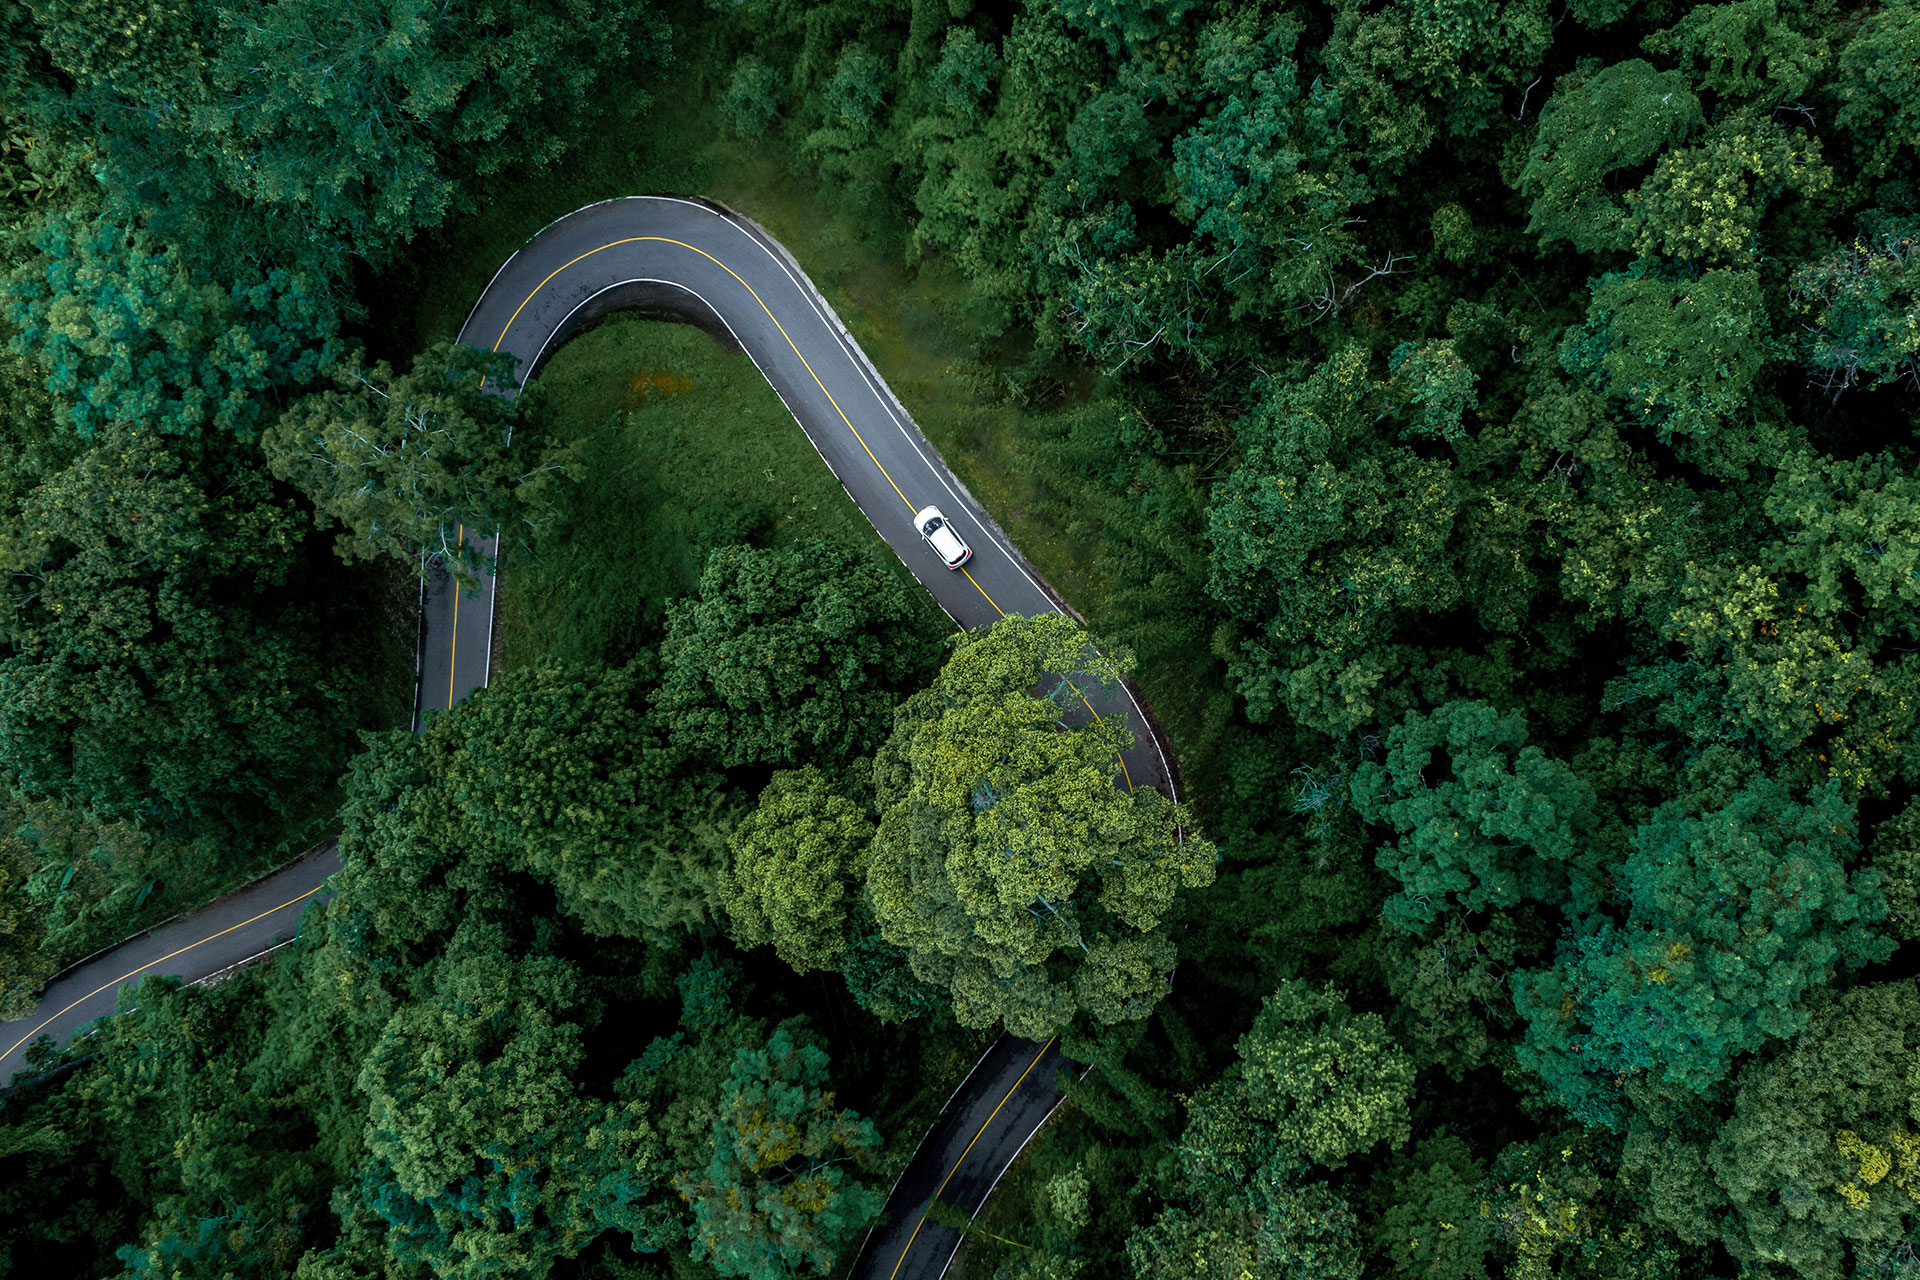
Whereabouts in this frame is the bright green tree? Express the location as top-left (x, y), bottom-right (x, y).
top-left (721, 768), bottom-right (873, 974)
top-left (865, 613), bottom-right (1215, 1038)
top-left (1625, 114), bottom-right (1827, 267)
top-left (1234, 979), bottom-right (1415, 1169)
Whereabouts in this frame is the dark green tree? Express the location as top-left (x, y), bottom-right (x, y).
top-left (19, 0), bottom-right (672, 268)
top-left (1517, 60), bottom-right (1700, 255)
top-left (0, 424), bottom-right (348, 824)
top-left (1126, 1163), bottom-right (1364, 1280)
top-left (266, 340), bottom-right (562, 589)
top-left (345, 917), bottom-right (670, 1279)
top-left (1620, 982), bottom-right (1920, 1280)
top-left (1208, 348), bottom-right (1462, 729)
top-left (656, 541), bottom-right (932, 768)
top-left (446, 658), bottom-right (736, 939)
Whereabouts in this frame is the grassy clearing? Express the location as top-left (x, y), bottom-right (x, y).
top-left (496, 316), bottom-right (938, 669)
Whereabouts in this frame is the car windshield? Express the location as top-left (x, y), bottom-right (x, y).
top-left (922, 517), bottom-right (943, 535)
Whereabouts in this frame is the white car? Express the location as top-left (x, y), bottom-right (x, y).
top-left (913, 505), bottom-right (972, 569)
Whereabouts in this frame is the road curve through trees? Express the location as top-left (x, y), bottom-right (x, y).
top-left (0, 196), bottom-right (1184, 1280)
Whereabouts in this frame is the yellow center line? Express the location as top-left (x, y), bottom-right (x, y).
top-left (2, 882), bottom-right (329, 1063)
top-left (446, 523), bottom-right (463, 711)
top-left (960, 567), bottom-right (1004, 617)
top-left (888, 1037), bottom-right (1056, 1280)
top-left (492, 236), bottom-right (917, 511)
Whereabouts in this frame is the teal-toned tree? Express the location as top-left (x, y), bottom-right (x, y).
top-left (676, 1026), bottom-right (884, 1280)
top-left (1514, 778), bottom-right (1892, 1124)
top-left (1352, 700), bottom-right (1602, 933)
top-left (3, 212), bottom-right (339, 440)
top-left (1167, 7), bottom-right (1371, 320)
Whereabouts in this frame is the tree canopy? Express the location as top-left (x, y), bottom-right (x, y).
top-left (866, 613), bottom-right (1216, 1038)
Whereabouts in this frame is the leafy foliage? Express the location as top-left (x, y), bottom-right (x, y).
top-left (9, 0), bottom-right (1920, 1277)
top-left (721, 767), bottom-right (873, 974)
top-left (656, 540), bottom-right (933, 768)
top-left (266, 340), bottom-right (563, 588)
top-left (866, 613), bottom-right (1215, 1037)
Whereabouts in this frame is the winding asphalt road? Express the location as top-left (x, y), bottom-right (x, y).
top-left (0, 196), bottom-right (1181, 1280)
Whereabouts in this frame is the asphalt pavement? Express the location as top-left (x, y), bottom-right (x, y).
top-left (846, 1036), bottom-right (1079, 1280)
top-left (0, 842), bottom-right (340, 1084)
top-left (0, 195), bottom-right (1184, 1280)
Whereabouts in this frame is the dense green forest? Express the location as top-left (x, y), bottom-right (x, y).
top-left (2, 0), bottom-right (1919, 1276)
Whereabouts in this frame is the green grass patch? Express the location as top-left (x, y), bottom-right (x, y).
top-left (497, 316), bottom-right (937, 669)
